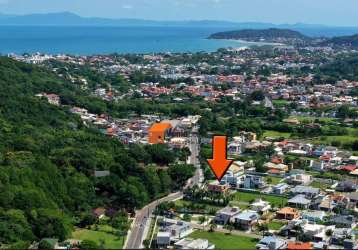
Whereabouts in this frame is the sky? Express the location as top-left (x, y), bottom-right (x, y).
top-left (1, 0), bottom-right (358, 26)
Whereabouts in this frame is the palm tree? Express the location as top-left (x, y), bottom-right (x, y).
top-left (209, 223), bottom-right (217, 232)
top-left (257, 223), bottom-right (269, 237)
top-left (224, 223), bottom-right (235, 235)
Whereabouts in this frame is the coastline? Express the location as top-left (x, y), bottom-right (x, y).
top-left (207, 37), bottom-right (285, 47)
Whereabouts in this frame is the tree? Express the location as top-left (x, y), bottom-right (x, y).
top-left (224, 223), bottom-right (235, 234)
top-left (183, 214), bottom-right (192, 222)
top-left (250, 90), bottom-right (265, 101)
top-left (198, 216), bottom-right (207, 225)
top-left (209, 223), bottom-right (217, 232)
top-left (80, 240), bottom-right (99, 250)
top-left (79, 213), bottom-right (97, 228)
top-left (168, 164), bottom-right (195, 190)
top-left (38, 240), bottom-right (53, 250)
top-left (257, 223), bottom-right (269, 237)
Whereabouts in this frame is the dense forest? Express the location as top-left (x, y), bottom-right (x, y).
top-left (320, 34), bottom-right (358, 48)
top-left (0, 57), bottom-right (194, 247)
top-left (209, 28), bottom-right (309, 41)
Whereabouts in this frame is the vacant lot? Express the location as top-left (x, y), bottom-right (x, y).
top-left (232, 191), bottom-right (288, 207)
top-left (190, 230), bottom-right (259, 249)
top-left (72, 225), bottom-right (125, 249)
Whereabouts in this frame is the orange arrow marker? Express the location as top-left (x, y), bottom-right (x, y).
top-left (207, 135), bottom-right (233, 181)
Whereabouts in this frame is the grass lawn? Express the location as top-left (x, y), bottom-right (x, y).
top-left (263, 130), bottom-right (291, 138)
top-left (308, 127), bottom-right (358, 147)
top-left (189, 230), bottom-right (259, 249)
top-left (232, 192), bottom-right (287, 207)
top-left (265, 176), bottom-right (283, 185)
top-left (289, 116), bottom-right (338, 123)
top-left (310, 181), bottom-right (332, 189)
top-left (273, 100), bottom-right (290, 107)
top-left (267, 221), bottom-right (286, 230)
top-left (72, 225), bottom-right (125, 249)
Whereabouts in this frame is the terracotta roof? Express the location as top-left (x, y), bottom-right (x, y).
top-left (277, 207), bottom-right (298, 215)
top-left (340, 165), bottom-right (357, 172)
top-left (268, 169), bottom-right (281, 174)
top-left (287, 242), bottom-right (312, 250)
top-left (148, 123), bottom-right (172, 133)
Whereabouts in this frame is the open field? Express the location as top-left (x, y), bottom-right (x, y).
top-left (189, 230), bottom-right (259, 249)
top-left (232, 191), bottom-right (288, 207)
top-left (71, 225), bottom-right (125, 249)
top-left (263, 130), bottom-right (292, 138)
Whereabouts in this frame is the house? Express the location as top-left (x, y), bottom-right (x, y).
top-left (156, 232), bottom-right (171, 247)
top-left (220, 171), bottom-right (244, 188)
top-left (330, 228), bottom-right (354, 246)
top-left (287, 242), bottom-right (312, 250)
top-left (335, 180), bottom-right (357, 192)
top-left (288, 194), bottom-right (311, 209)
top-left (244, 175), bottom-right (267, 189)
top-left (92, 207), bottom-right (106, 219)
top-left (347, 192), bottom-right (358, 207)
top-left (174, 238), bottom-right (215, 249)
top-left (233, 210), bottom-right (260, 230)
top-left (302, 223), bottom-right (329, 243)
top-left (251, 199), bottom-right (271, 214)
top-left (287, 174), bottom-right (313, 186)
top-left (214, 206), bottom-right (241, 225)
top-left (228, 141), bottom-right (243, 155)
top-left (207, 180), bottom-right (230, 194)
top-left (36, 93), bottom-right (60, 106)
top-left (159, 218), bottom-right (193, 241)
top-left (290, 186), bottom-right (320, 199)
top-left (276, 207), bottom-right (300, 220)
top-left (148, 122), bottom-right (172, 144)
top-left (264, 162), bottom-right (289, 174)
top-left (329, 215), bottom-right (357, 228)
top-left (272, 183), bottom-right (290, 195)
top-left (256, 236), bottom-right (287, 250)
top-left (302, 211), bottom-right (326, 223)
top-left (310, 160), bottom-right (326, 172)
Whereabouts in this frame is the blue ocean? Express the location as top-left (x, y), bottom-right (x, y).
top-left (0, 26), bottom-right (252, 55)
top-left (1, 26), bottom-right (358, 55)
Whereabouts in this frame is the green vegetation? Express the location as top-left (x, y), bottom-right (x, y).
top-left (265, 176), bottom-right (283, 185)
top-left (310, 181), bottom-right (332, 189)
top-left (190, 230), bottom-right (259, 249)
top-left (0, 57), bottom-right (195, 246)
top-left (209, 28), bottom-right (309, 41)
top-left (72, 225), bottom-right (125, 249)
top-left (174, 199), bottom-right (222, 213)
top-left (263, 130), bottom-right (291, 138)
top-left (267, 221), bottom-right (286, 230)
top-left (232, 192), bottom-right (287, 207)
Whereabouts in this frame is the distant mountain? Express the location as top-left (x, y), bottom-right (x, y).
top-left (319, 34), bottom-right (358, 48)
top-left (0, 12), bottom-right (344, 29)
top-left (0, 12), bottom-right (240, 27)
top-left (209, 28), bottom-right (311, 45)
top-left (1, 12), bottom-right (358, 38)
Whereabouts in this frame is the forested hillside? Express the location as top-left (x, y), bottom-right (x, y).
top-left (209, 28), bottom-right (309, 42)
top-left (0, 57), bottom-right (194, 247)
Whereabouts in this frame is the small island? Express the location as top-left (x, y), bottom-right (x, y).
top-left (209, 28), bottom-right (311, 45)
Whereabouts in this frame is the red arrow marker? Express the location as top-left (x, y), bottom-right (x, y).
top-left (207, 135), bottom-right (233, 181)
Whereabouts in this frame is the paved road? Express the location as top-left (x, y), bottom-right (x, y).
top-left (125, 127), bottom-right (202, 249)
top-left (125, 192), bottom-right (183, 249)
